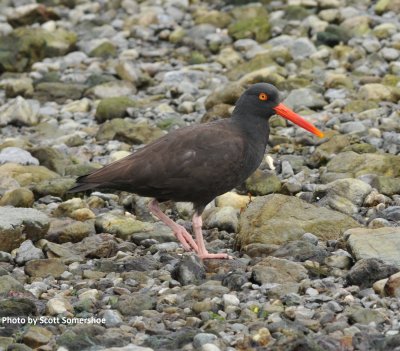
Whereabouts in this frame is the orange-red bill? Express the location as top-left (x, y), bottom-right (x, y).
top-left (273, 103), bottom-right (324, 138)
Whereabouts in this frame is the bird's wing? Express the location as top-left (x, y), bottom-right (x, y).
top-left (70, 120), bottom-right (248, 199)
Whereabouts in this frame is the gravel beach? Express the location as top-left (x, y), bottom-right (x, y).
top-left (1, 0), bottom-right (400, 350)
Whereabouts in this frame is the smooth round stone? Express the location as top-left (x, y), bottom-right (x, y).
top-left (223, 293), bottom-right (240, 307)
top-left (193, 333), bottom-right (218, 349)
top-left (102, 309), bottom-right (124, 328)
top-left (381, 48), bottom-right (399, 61)
top-left (302, 233), bottom-right (319, 245)
top-left (0, 147), bottom-right (39, 165)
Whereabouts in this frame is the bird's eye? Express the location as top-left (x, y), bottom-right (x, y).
top-left (259, 93), bottom-right (268, 101)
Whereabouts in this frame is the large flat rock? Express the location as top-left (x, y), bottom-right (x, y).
top-left (237, 194), bottom-right (360, 248)
top-left (346, 227), bottom-right (400, 267)
top-left (0, 206), bottom-right (49, 252)
top-left (325, 152), bottom-right (400, 179)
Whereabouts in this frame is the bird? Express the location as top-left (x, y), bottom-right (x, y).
top-left (69, 83), bottom-right (324, 259)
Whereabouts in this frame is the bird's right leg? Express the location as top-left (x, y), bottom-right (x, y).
top-left (148, 199), bottom-right (199, 252)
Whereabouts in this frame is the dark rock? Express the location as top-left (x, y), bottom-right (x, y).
top-left (57, 325), bottom-right (128, 350)
top-left (222, 270), bottom-right (248, 290)
top-left (346, 258), bottom-right (399, 289)
top-left (144, 328), bottom-right (197, 350)
top-left (0, 298), bottom-right (37, 317)
top-left (122, 255), bottom-right (160, 272)
top-left (316, 25), bottom-right (351, 47)
top-left (7, 4), bottom-right (59, 27)
top-left (272, 240), bottom-right (329, 263)
top-left (172, 255), bottom-right (205, 286)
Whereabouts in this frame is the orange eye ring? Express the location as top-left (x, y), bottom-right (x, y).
top-left (259, 92), bottom-right (268, 101)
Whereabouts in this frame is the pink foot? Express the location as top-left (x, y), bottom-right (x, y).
top-left (192, 212), bottom-right (232, 260)
top-left (198, 252), bottom-right (233, 260)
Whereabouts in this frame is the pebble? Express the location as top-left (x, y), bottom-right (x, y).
top-left (15, 240), bottom-right (44, 264)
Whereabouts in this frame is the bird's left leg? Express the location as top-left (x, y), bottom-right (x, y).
top-left (192, 212), bottom-right (232, 259)
top-left (148, 199), bottom-right (198, 252)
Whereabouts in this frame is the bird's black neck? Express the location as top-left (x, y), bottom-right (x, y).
top-left (231, 109), bottom-right (270, 147)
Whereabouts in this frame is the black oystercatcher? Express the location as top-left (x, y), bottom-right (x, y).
top-left (69, 83), bottom-right (324, 259)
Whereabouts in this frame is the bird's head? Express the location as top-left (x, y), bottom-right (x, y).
top-left (235, 83), bottom-right (324, 138)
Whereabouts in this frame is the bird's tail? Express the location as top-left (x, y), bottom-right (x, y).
top-left (68, 182), bottom-right (98, 193)
top-left (68, 174), bottom-right (100, 193)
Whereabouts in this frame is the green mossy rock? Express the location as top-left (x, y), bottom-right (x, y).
top-left (95, 97), bottom-right (137, 123)
top-left (0, 27), bottom-right (77, 73)
top-left (34, 82), bottom-right (86, 103)
top-left (343, 100), bottom-right (379, 113)
top-left (89, 41), bottom-right (117, 58)
top-left (227, 53), bottom-right (275, 81)
top-left (326, 152), bottom-right (400, 178)
top-left (194, 9), bottom-right (232, 28)
top-left (32, 177), bottom-right (76, 198)
top-left (228, 16), bottom-right (270, 42)
top-left (0, 188), bottom-right (34, 207)
top-left (237, 194), bottom-right (360, 247)
top-left (96, 119), bottom-right (164, 144)
top-left (371, 176), bottom-right (400, 196)
top-left (245, 170), bottom-right (282, 196)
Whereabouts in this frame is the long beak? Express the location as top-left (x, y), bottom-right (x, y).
top-left (274, 103), bottom-right (324, 138)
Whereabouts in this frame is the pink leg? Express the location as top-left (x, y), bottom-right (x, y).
top-left (192, 212), bottom-right (232, 260)
top-left (148, 199), bottom-right (198, 252)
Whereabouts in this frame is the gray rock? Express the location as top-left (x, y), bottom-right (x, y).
top-left (325, 255), bottom-right (352, 269)
top-left (116, 293), bottom-right (156, 316)
top-left (0, 207), bottom-right (49, 252)
top-left (339, 121), bottom-right (367, 135)
top-left (325, 178), bottom-right (372, 206)
top-left (381, 48), bottom-right (399, 61)
top-left (381, 206), bottom-right (400, 221)
top-left (0, 97), bottom-right (40, 126)
top-left (85, 81), bottom-right (137, 99)
top-left (203, 206), bottom-right (239, 232)
top-left (302, 232), bottom-right (319, 245)
top-left (281, 160), bottom-right (294, 179)
top-left (0, 147), bottom-right (38, 165)
top-left (272, 240), bottom-right (329, 263)
top-left (346, 258), bottom-right (399, 289)
top-left (290, 38), bottom-right (317, 59)
top-left (0, 275), bottom-right (26, 295)
top-left (346, 227), bottom-right (400, 267)
top-left (193, 333), bottom-right (218, 349)
top-left (25, 258), bottom-right (67, 278)
top-left (15, 240), bottom-right (44, 265)
top-left (172, 255), bottom-right (205, 286)
top-left (100, 345), bottom-right (154, 351)
top-left (283, 88), bottom-right (326, 110)
top-left (251, 257), bottom-right (308, 285)
top-left (102, 309), bottom-right (124, 328)
top-left (346, 305), bottom-right (386, 325)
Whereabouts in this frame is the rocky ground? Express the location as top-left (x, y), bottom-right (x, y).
top-left (0, 0), bottom-right (400, 350)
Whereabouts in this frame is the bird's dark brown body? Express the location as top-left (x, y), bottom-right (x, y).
top-left (71, 104), bottom-right (270, 212)
top-left (70, 83), bottom-right (323, 259)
